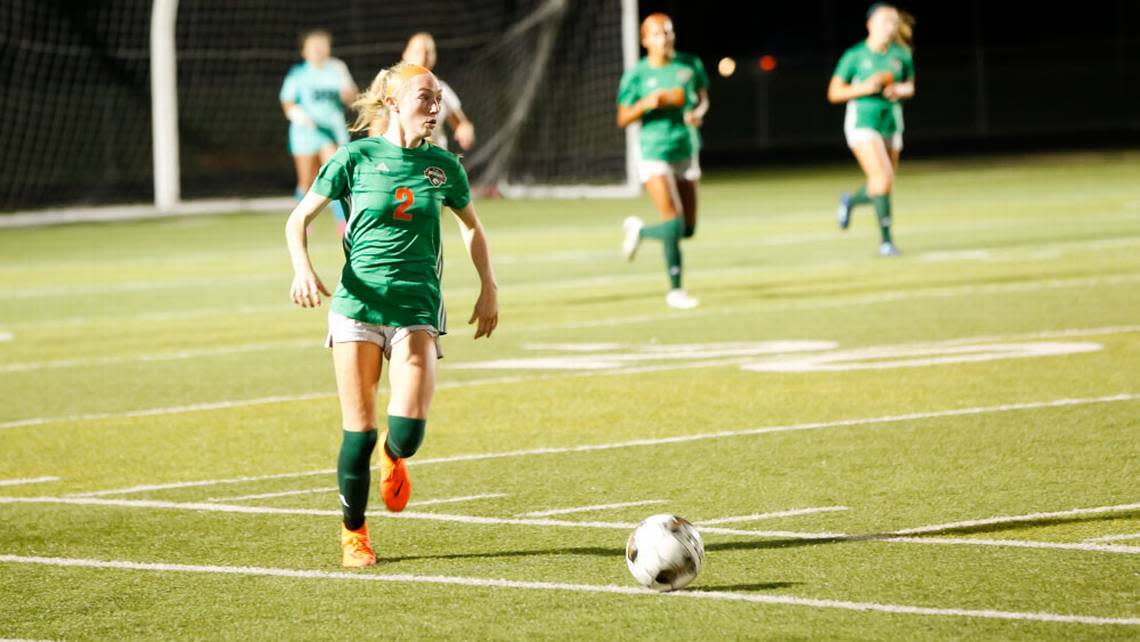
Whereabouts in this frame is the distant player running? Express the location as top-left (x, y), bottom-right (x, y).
top-left (285, 62), bottom-right (499, 568)
top-left (828, 3), bottom-right (915, 256)
top-left (280, 30), bottom-right (358, 238)
top-left (617, 13), bottom-right (709, 309)
top-left (398, 32), bottom-right (476, 152)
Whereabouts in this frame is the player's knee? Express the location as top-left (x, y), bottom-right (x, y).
top-left (386, 416), bottom-right (426, 458)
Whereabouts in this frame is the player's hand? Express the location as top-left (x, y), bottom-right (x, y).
top-left (286, 104), bottom-right (316, 129)
top-left (882, 84), bottom-right (900, 100)
top-left (640, 92), bottom-right (664, 111)
top-left (290, 270), bottom-right (330, 308)
top-left (454, 121), bottom-right (476, 151)
top-left (468, 286), bottom-right (498, 339)
top-left (684, 111), bottom-right (703, 127)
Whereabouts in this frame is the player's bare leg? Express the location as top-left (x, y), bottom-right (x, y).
top-left (332, 341), bottom-right (383, 567)
top-left (378, 330), bottom-right (437, 512)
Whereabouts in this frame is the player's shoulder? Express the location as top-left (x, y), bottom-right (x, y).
top-left (422, 142), bottom-right (463, 168)
top-left (842, 41), bottom-right (868, 58)
top-left (888, 42), bottom-right (913, 60)
top-left (674, 51), bottom-right (703, 68)
top-left (285, 61), bottom-right (308, 77)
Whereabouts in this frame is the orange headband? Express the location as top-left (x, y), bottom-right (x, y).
top-left (385, 64), bottom-right (432, 98)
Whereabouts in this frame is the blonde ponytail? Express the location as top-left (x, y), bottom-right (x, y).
top-left (349, 61), bottom-right (433, 134)
top-left (894, 9), bottom-right (915, 51)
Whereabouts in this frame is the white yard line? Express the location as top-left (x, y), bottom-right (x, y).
top-left (0, 476), bottom-right (59, 487)
top-left (520, 500), bottom-right (667, 517)
top-left (407, 493), bottom-right (509, 507)
top-left (697, 507), bottom-right (850, 525)
top-left (1085, 533), bottom-right (1140, 543)
top-left (884, 537), bottom-right (1140, 555)
top-left (65, 393), bottom-right (1139, 497)
top-left (4, 496), bottom-right (1137, 555)
top-left (10, 323), bottom-right (1133, 431)
top-left (1, 555), bottom-right (1136, 626)
top-left (889, 503), bottom-right (1140, 536)
top-left (0, 393), bottom-right (333, 430)
top-left (0, 340), bottom-right (316, 374)
top-left (207, 487), bottom-right (335, 502)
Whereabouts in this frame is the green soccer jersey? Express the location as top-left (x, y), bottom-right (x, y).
top-left (311, 136), bottom-right (471, 331)
top-left (617, 52), bottom-right (709, 162)
top-left (833, 41), bottom-right (914, 127)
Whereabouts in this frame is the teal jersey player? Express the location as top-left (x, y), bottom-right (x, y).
top-left (617, 51), bottom-right (709, 162)
top-left (279, 57), bottom-right (354, 154)
top-left (311, 136), bottom-right (471, 330)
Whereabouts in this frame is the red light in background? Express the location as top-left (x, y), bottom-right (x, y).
top-left (758, 55), bottom-right (777, 72)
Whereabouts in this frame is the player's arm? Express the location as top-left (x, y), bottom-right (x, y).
top-left (329, 58), bottom-right (359, 105)
top-left (282, 100), bottom-right (316, 128)
top-left (883, 76), bottom-right (915, 101)
top-left (684, 89), bottom-right (710, 127)
top-left (617, 91), bottom-right (673, 128)
top-left (447, 110), bottom-right (476, 151)
top-left (285, 191), bottom-right (333, 307)
top-left (826, 74), bottom-right (887, 104)
top-left (451, 203), bottom-right (498, 339)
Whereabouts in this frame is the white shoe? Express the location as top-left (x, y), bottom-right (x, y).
top-left (622, 216), bottom-right (643, 261)
top-left (879, 241), bottom-right (901, 257)
top-left (665, 288), bottom-right (699, 309)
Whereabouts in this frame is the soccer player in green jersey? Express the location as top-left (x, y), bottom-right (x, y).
top-left (280, 30), bottom-right (358, 238)
top-left (285, 61), bottom-right (499, 568)
top-left (827, 3), bottom-right (915, 256)
top-left (617, 13), bottom-right (710, 309)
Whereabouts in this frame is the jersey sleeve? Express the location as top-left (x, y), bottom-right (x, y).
top-left (833, 49), bottom-right (856, 82)
top-left (440, 80), bottom-right (462, 114)
top-left (444, 158), bottom-right (472, 211)
top-left (311, 146), bottom-right (352, 200)
top-left (327, 58), bottom-right (356, 90)
top-left (616, 67), bottom-right (641, 106)
top-left (279, 66), bottom-right (300, 103)
top-left (691, 55), bottom-right (710, 92)
top-left (899, 49), bottom-right (915, 82)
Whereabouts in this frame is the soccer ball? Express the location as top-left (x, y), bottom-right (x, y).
top-left (625, 514), bottom-right (705, 591)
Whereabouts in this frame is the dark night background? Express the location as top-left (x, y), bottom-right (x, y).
top-left (639, 0), bottom-right (1140, 165)
top-left (1, 0), bottom-right (1137, 209)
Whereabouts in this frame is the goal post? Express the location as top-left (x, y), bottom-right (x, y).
top-left (150, 0), bottom-right (180, 213)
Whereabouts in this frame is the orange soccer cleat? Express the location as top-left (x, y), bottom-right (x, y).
top-left (378, 432), bottom-right (411, 512)
top-left (340, 523), bottom-right (377, 568)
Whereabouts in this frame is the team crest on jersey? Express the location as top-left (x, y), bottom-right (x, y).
top-left (677, 68), bottom-right (692, 83)
top-left (424, 166), bottom-right (447, 187)
top-left (890, 60), bottom-right (903, 72)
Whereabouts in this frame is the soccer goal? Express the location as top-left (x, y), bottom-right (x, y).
top-left (0, 0), bottom-right (639, 219)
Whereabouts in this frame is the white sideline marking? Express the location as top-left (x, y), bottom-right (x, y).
top-left (409, 493), bottom-right (510, 507)
top-left (4, 496), bottom-right (1137, 554)
top-left (0, 330), bottom-right (12, 342)
top-left (67, 393), bottom-right (1139, 497)
top-left (208, 487), bottom-right (335, 502)
top-left (889, 503), bottom-right (1140, 536)
top-left (521, 500), bottom-right (667, 517)
top-left (1085, 533), bottom-right (1140, 543)
top-left (885, 537), bottom-right (1140, 555)
top-left (741, 342), bottom-right (1103, 373)
top-left (0, 393), bottom-right (333, 430)
top-left (0, 274), bottom-right (279, 300)
top-left (2, 555), bottom-right (1137, 626)
top-left (0, 476), bottom-right (59, 487)
top-left (0, 340), bottom-right (315, 374)
top-left (697, 506), bottom-right (850, 525)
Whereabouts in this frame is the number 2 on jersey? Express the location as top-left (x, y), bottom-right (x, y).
top-left (393, 187), bottom-right (414, 221)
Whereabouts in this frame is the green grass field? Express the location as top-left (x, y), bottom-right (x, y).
top-left (1, 151), bottom-right (1138, 640)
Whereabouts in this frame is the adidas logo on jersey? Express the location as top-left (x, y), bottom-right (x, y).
top-left (375, 162), bottom-right (390, 172)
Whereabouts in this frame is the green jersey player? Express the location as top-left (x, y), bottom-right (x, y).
top-left (827, 3), bottom-right (915, 256)
top-left (285, 62), bottom-right (498, 568)
top-left (617, 13), bottom-right (710, 309)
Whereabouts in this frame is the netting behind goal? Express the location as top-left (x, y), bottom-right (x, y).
top-left (0, 0), bottom-right (631, 213)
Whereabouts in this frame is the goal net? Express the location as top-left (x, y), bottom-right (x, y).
top-left (0, 0), bottom-right (636, 215)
